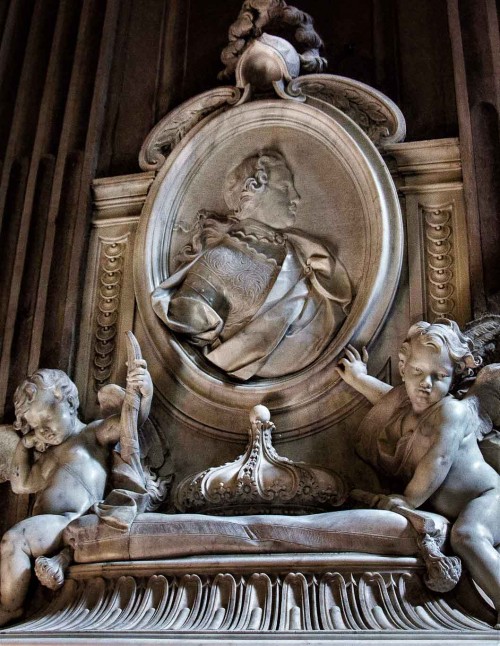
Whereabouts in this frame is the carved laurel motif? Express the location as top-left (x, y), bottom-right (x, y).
top-left (92, 235), bottom-right (128, 394)
top-left (422, 204), bottom-right (456, 321)
top-left (11, 567), bottom-right (493, 632)
top-left (290, 75), bottom-right (406, 146)
top-left (139, 88), bottom-right (241, 171)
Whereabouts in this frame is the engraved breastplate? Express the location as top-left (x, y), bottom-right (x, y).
top-left (196, 238), bottom-right (280, 339)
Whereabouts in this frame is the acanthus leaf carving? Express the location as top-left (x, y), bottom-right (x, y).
top-left (289, 74), bottom-right (406, 146)
top-left (139, 88), bottom-right (241, 171)
top-left (10, 566), bottom-right (493, 632)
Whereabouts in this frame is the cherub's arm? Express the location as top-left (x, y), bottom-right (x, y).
top-left (95, 414), bottom-right (121, 446)
top-left (335, 345), bottom-right (392, 405)
top-left (10, 440), bottom-right (46, 494)
top-left (402, 401), bottom-right (462, 508)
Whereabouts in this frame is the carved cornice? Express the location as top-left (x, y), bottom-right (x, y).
top-left (92, 172), bottom-right (154, 219)
top-left (174, 406), bottom-right (347, 514)
top-left (9, 557), bottom-right (494, 633)
top-left (384, 138), bottom-right (462, 186)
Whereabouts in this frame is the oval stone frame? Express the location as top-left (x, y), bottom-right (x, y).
top-left (135, 99), bottom-right (403, 439)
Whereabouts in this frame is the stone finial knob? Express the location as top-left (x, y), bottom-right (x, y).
top-left (250, 404), bottom-right (271, 424)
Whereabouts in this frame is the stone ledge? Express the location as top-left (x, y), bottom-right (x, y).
top-left (1, 631), bottom-right (499, 646)
top-left (4, 555), bottom-right (495, 636)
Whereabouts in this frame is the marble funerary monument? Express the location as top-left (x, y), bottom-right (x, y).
top-left (0, 1), bottom-right (499, 644)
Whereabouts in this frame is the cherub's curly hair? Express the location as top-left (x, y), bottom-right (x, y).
top-left (13, 369), bottom-right (79, 440)
top-left (399, 319), bottom-right (481, 380)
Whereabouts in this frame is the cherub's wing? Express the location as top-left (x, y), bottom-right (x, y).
top-left (465, 363), bottom-right (500, 429)
top-left (464, 363), bottom-right (500, 474)
top-left (464, 314), bottom-right (500, 364)
top-left (138, 417), bottom-right (173, 472)
top-left (0, 425), bottom-right (19, 483)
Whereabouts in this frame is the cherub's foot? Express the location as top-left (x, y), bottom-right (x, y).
top-left (35, 555), bottom-right (66, 590)
top-left (0, 605), bottom-right (23, 627)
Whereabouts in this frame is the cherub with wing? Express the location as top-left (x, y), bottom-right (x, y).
top-left (0, 333), bottom-right (153, 626)
top-left (337, 319), bottom-right (500, 628)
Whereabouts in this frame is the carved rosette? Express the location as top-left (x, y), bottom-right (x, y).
top-left (92, 235), bottom-right (128, 393)
top-left (422, 204), bottom-right (456, 321)
top-left (174, 406), bottom-right (347, 514)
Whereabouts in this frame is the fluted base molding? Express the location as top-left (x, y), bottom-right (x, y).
top-left (3, 554), bottom-right (497, 643)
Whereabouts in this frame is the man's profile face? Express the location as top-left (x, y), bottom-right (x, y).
top-left (246, 162), bottom-right (300, 229)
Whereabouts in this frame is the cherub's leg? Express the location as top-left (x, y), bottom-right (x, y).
top-left (450, 491), bottom-right (500, 627)
top-left (0, 514), bottom-right (73, 625)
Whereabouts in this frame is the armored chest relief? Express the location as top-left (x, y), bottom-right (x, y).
top-left (195, 239), bottom-right (283, 340)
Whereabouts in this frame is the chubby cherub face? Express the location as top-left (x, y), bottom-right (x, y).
top-left (402, 338), bottom-right (454, 414)
top-left (23, 389), bottom-right (75, 449)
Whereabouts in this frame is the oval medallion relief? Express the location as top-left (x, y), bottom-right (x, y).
top-left (134, 99), bottom-right (403, 439)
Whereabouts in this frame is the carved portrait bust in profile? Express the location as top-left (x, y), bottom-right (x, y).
top-left (151, 150), bottom-right (352, 381)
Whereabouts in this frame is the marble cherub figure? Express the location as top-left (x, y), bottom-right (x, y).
top-left (0, 358), bottom-right (152, 626)
top-left (152, 150), bottom-right (352, 380)
top-left (337, 319), bottom-right (500, 626)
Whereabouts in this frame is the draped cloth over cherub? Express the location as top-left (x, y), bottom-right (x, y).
top-left (152, 218), bottom-right (352, 380)
top-left (355, 385), bottom-right (452, 481)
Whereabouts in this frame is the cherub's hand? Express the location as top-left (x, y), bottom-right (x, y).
top-left (335, 345), bottom-right (369, 388)
top-left (126, 359), bottom-right (153, 398)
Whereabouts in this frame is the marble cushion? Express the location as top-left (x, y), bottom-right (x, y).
top-left (64, 509), bottom-right (449, 563)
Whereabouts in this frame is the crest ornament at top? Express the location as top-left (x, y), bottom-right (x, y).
top-left (219, 0), bottom-right (327, 82)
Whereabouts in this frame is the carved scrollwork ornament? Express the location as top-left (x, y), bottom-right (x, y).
top-left (139, 87), bottom-right (242, 172)
top-left (289, 75), bottom-right (406, 147)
